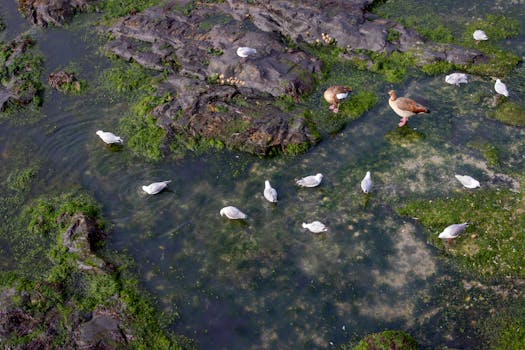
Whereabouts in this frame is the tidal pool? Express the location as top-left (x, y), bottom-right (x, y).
top-left (0, 0), bottom-right (524, 349)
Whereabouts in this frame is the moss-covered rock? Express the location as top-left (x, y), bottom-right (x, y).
top-left (351, 330), bottom-right (419, 350)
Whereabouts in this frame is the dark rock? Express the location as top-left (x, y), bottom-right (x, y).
top-left (48, 70), bottom-right (81, 91)
top-left (62, 213), bottom-right (108, 272)
top-left (0, 36), bottom-right (42, 112)
top-left (18, 0), bottom-right (93, 27)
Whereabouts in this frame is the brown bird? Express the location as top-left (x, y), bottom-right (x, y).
top-left (388, 90), bottom-right (430, 127)
top-left (324, 86), bottom-right (352, 113)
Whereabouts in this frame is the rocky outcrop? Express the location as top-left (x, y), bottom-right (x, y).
top-left (18, 0), bottom-right (93, 27)
top-left (101, 0), bottom-right (488, 156)
top-left (0, 36), bottom-right (43, 112)
top-left (49, 70), bottom-right (82, 92)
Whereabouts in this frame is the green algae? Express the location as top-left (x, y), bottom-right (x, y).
top-left (384, 126), bottom-right (425, 146)
top-left (468, 142), bottom-right (501, 168)
top-left (349, 330), bottom-right (419, 350)
top-left (491, 101), bottom-right (525, 126)
top-left (397, 183), bottom-right (525, 278)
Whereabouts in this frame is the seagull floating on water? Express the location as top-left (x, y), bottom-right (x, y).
top-left (296, 173), bottom-right (323, 187)
top-left (96, 130), bottom-right (123, 144)
top-left (263, 180), bottom-right (278, 203)
top-left (388, 90), bottom-right (430, 127)
top-left (445, 73), bottom-right (468, 86)
top-left (494, 79), bottom-right (509, 97)
top-left (323, 86), bottom-right (352, 113)
top-left (142, 180), bottom-right (171, 195)
top-left (455, 175), bottom-right (480, 189)
top-left (236, 47), bottom-right (257, 58)
top-left (438, 222), bottom-right (470, 242)
top-left (360, 171), bottom-right (373, 193)
top-left (473, 30), bottom-right (488, 43)
top-left (220, 206), bottom-right (248, 220)
top-left (302, 221), bottom-right (328, 233)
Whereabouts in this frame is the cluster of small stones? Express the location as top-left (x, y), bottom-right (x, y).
top-left (217, 73), bottom-right (245, 86)
top-left (319, 32), bottom-right (336, 45)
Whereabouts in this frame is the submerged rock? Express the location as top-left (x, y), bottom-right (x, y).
top-left (48, 70), bottom-right (81, 92)
top-left (18, 0), bottom-right (93, 27)
top-left (0, 36), bottom-right (43, 112)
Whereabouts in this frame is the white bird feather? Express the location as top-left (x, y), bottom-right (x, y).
top-left (445, 73), bottom-right (468, 86)
top-left (494, 79), bottom-right (509, 97)
top-left (302, 221), bottom-right (328, 233)
top-left (236, 47), bottom-right (257, 58)
top-left (360, 171), bottom-right (373, 193)
top-left (455, 175), bottom-right (480, 189)
top-left (263, 180), bottom-right (278, 203)
top-left (296, 173), bottom-right (323, 188)
top-left (96, 130), bottom-right (123, 144)
top-left (473, 30), bottom-right (488, 41)
top-left (438, 222), bottom-right (469, 240)
top-left (142, 180), bottom-right (171, 195)
top-left (220, 206), bottom-right (248, 219)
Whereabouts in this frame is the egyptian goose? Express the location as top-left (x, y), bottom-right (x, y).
top-left (388, 90), bottom-right (430, 127)
top-left (324, 86), bottom-right (352, 113)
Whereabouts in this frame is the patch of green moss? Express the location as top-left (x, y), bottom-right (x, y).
top-left (464, 15), bottom-right (520, 42)
top-left (421, 60), bottom-right (456, 75)
top-left (386, 28), bottom-right (401, 43)
top-left (350, 330), bottom-right (419, 350)
top-left (284, 142), bottom-right (311, 156)
top-left (468, 142), bottom-right (500, 168)
top-left (397, 184), bottom-right (525, 277)
top-left (6, 166), bottom-right (39, 192)
top-left (490, 102), bottom-right (525, 126)
top-left (22, 192), bottom-right (103, 236)
top-left (100, 62), bottom-right (155, 95)
top-left (96, 0), bottom-right (164, 21)
top-left (495, 319), bottom-right (525, 350)
top-left (385, 125), bottom-right (425, 146)
top-left (369, 51), bottom-right (416, 83)
top-left (339, 91), bottom-right (378, 118)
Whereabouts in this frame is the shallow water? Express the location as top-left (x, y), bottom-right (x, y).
top-left (1, 1), bottom-right (524, 349)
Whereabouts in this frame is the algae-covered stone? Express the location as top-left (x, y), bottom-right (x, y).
top-left (352, 330), bottom-right (419, 350)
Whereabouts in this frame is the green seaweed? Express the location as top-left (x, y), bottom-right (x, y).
top-left (384, 125), bottom-right (425, 146)
top-left (490, 102), bottom-right (525, 126)
top-left (397, 184), bottom-right (525, 278)
top-left (350, 330), bottom-right (419, 350)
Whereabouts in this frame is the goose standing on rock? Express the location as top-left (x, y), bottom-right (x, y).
top-left (494, 79), bottom-right (509, 97)
top-left (438, 222), bottom-right (470, 242)
top-left (360, 171), bottom-right (373, 194)
top-left (96, 130), bottom-right (123, 145)
top-left (324, 86), bottom-right (352, 113)
top-left (142, 180), bottom-right (171, 195)
top-left (388, 90), bottom-right (430, 127)
top-left (302, 221), bottom-right (328, 233)
top-left (296, 173), bottom-right (323, 188)
top-left (473, 30), bottom-right (488, 43)
top-left (263, 180), bottom-right (278, 203)
top-left (220, 206), bottom-right (248, 220)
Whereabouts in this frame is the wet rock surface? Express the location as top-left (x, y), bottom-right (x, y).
top-left (49, 70), bottom-right (81, 92)
top-left (0, 36), bottom-right (42, 112)
top-left (18, 0), bottom-right (93, 27)
top-left (101, 0), bottom-right (489, 156)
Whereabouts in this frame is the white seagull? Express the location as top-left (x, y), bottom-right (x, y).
top-left (142, 180), bottom-right (171, 195)
top-left (96, 130), bottom-right (123, 144)
top-left (438, 222), bottom-right (470, 241)
top-left (494, 79), bottom-right (509, 97)
top-left (220, 206), bottom-right (248, 220)
top-left (360, 171), bottom-right (373, 193)
top-left (473, 30), bottom-right (488, 42)
top-left (455, 175), bottom-right (480, 189)
top-left (445, 73), bottom-right (468, 86)
top-left (302, 221), bottom-right (328, 233)
top-left (263, 180), bottom-right (278, 203)
top-left (296, 173), bottom-right (323, 188)
top-left (236, 47), bottom-right (257, 58)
